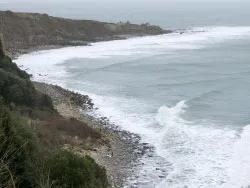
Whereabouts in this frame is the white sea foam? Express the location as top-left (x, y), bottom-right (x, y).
top-left (83, 96), bottom-right (240, 188)
top-left (14, 26), bottom-right (250, 188)
top-left (154, 101), bottom-right (237, 188)
top-left (223, 124), bottom-right (250, 188)
top-left (15, 26), bottom-right (250, 83)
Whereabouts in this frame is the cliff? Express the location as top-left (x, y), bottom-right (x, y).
top-left (0, 11), bottom-right (171, 55)
top-left (0, 37), bottom-right (109, 188)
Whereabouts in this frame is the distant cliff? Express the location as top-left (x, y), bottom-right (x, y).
top-left (0, 11), bottom-right (172, 55)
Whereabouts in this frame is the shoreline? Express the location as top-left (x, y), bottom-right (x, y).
top-left (14, 32), bottom-right (167, 187)
top-left (33, 82), bottom-right (151, 187)
top-left (1, 10), bottom-right (173, 59)
top-left (9, 32), bottom-right (173, 59)
top-left (9, 45), bottom-right (69, 59)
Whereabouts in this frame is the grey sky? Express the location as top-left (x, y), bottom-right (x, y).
top-left (1, 0), bottom-right (249, 28)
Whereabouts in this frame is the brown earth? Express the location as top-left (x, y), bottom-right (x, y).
top-left (0, 10), bottom-right (172, 56)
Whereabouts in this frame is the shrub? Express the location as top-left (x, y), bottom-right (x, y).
top-left (0, 56), bottom-right (30, 79)
top-left (0, 39), bottom-right (4, 58)
top-left (0, 97), bottom-right (36, 188)
top-left (0, 68), bottom-right (37, 106)
top-left (0, 55), bottom-right (54, 109)
top-left (47, 151), bottom-right (108, 188)
top-left (0, 50), bottom-right (108, 188)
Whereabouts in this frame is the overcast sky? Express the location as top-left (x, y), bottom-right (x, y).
top-left (1, 0), bottom-right (249, 28)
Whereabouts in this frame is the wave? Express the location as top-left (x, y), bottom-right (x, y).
top-left (14, 25), bottom-right (250, 188)
top-left (15, 26), bottom-right (250, 82)
top-left (154, 101), bottom-right (238, 188)
top-left (154, 101), bottom-right (250, 188)
top-left (187, 89), bottom-right (223, 104)
top-left (156, 100), bottom-right (188, 129)
top-left (224, 124), bottom-right (250, 188)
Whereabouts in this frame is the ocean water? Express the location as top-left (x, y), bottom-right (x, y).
top-left (15, 26), bottom-right (250, 188)
top-left (12, 1), bottom-right (250, 187)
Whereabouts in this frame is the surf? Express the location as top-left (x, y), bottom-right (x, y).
top-left (14, 26), bottom-right (250, 187)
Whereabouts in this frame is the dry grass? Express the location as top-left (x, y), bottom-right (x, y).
top-left (30, 109), bottom-right (104, 152)
top-left (0, 139), bottom-right (20, 188)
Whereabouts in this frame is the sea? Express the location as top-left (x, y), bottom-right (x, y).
top-left (12, 0), bottom-right (250, 187)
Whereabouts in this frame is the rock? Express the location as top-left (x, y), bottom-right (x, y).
top-left (90, 148), bottom-right (98, 152)
top-left (143, 145), bottom-right (151, 150)
top-left (147, 153), bottom-right (154, 157)
top-left (156, 168), bottom-right (166, 172)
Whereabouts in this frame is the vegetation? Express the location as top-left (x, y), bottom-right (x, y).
top-left (0, 39), bottom-right (108, 188)
top-left (0, 37), bottom-right (4, 58)
top-left (46, 151), bottom-right (108, 188)
top-left (0, 54), bottom-right (53, 109)
top-left (0, 97), bottom-right (36, 188)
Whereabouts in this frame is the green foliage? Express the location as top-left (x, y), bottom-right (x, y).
top-left (0, 39), bottom-right (4, 58)
top-left (0, 55), bottom-right (54, 109)
top-left (36, 93), bottom-right (54, 110)
top-left (0, 98), bottom-right (109, 188)
top-left (0, 68), bottom-right (37, 106)
top-left (47, 151), bottom-right (108, 188)
top-left (0, 56), bottom-right (30, 79)
top-left (0, 97), bottom-right (36, 188)
top-left (0, 52), bottom-right (109, 188)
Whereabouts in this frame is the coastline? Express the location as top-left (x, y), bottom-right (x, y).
top-left (12, 29), bottom-right (170, 187)
top-left (9, 45), bottom-right (68, 59)
top-left (33, 82), bottom-right (149, 187)
top-left (9, 32), bottom-right (171, 59)
top-left (1, 10), bottom-right (172, 59)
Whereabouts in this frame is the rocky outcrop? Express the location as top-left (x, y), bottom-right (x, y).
top-left (0, 11), bottom-right (172, 55)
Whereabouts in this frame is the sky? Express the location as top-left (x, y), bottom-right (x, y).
top-left (0, 0), bottom-right (249, 28)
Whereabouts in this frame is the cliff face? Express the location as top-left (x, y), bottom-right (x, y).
top-left (0, 11), bottom-right (171, 55)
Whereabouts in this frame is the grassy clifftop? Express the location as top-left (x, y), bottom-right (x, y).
top-left (0, 10), bottom-right (171, 55)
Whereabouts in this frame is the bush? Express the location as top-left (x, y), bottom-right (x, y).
top-left (0, 69), bottom-right (37, 106)
top-left (0, 56), bottom-right (30, 79)
top-left (0, 97), bottom-right (36, 188)
top-left (0, 39), bottom-right (4, 58)
top-left (0, 50), bottom-right (108, 188)
top-left (47, 151), bottom-right (108, 188)
top-left (0, 55), bottom-right (54, 109)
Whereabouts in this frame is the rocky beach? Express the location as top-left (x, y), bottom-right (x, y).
top-left (33, 82), bottom-right (154, 187)
top-left (1, 10), bottom-right (172, 186)
top-left (2, 1), bottom-right (250, 187)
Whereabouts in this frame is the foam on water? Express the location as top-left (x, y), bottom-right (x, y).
top-left (223, 124), bottom-right (250, 188)
top-left (154, 101), bottom-right (236, 188)
top-left (14, 26), bottom-right (250, 188)
top-left (15, 26), bottom-right (250, 83)
top-left (78, 96), bottom-right (248, 188)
